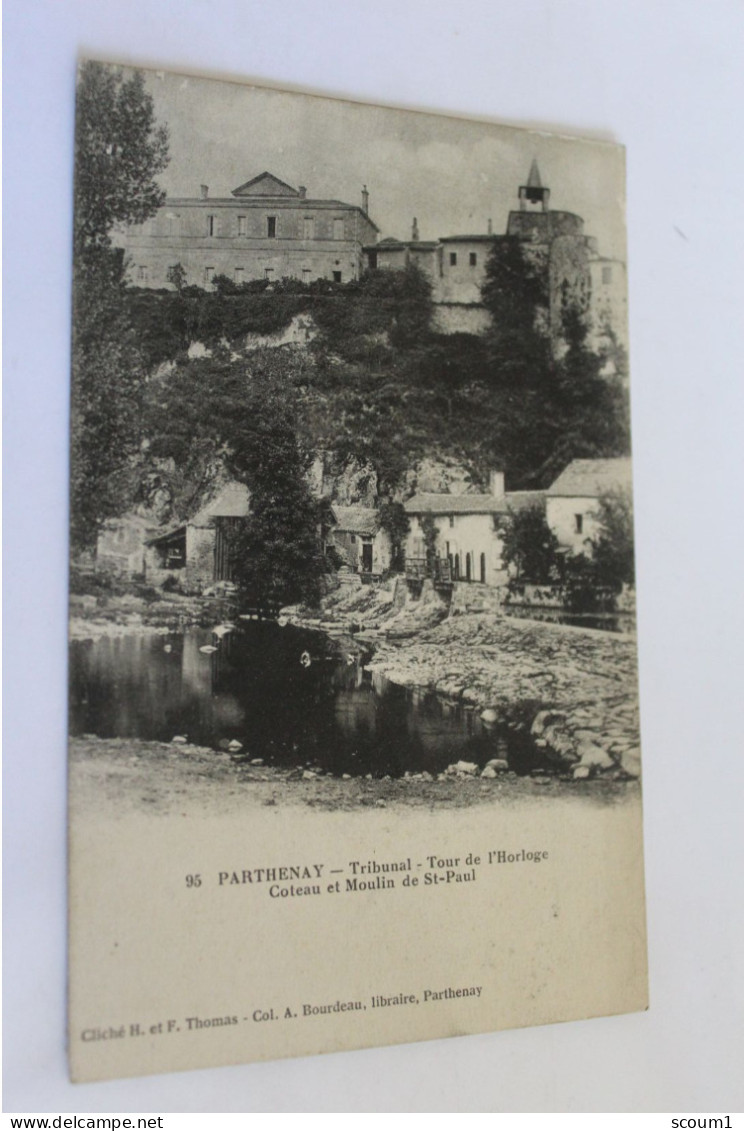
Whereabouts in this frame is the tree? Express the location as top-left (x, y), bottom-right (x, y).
top-left (591, 487), bottom-right (635, 589)
top-left (70, 62), bottom-right (170, 553)
top-left (145, 351), bottom-right (328, 607)
top-left (378, 501), bottom-right (409, 572)
top-left (501, 504), bottom-right (562, 584)
top-left (166, 263), bottom-right (187, 292)
top-left (74, 61), bottom-right (169, 257)
top-left (480, 238), bottom-right (551, 382)
top-left (70, 260), bottom-right (148, 551)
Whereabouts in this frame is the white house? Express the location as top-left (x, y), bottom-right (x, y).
top-left (404, 471), bottom-right (509, 586)
top-left (545, 458), bottom-right (632, 553)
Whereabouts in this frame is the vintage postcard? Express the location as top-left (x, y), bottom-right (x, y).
top-left (68, 62), bottom-right (647, 1082)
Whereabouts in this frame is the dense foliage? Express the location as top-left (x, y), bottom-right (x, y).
top-left (591, 488), bottom-right (635, 589)
top-left (144, 350), bottom-right (327, 606)
top-left (501, 490), bottom-right (635, 610)
top-left (501, 505), bottom-right (562, 584)
top-left (74, 62), bottom-right (169, 258)
top-left (71, 64), bottom-right (169, 552)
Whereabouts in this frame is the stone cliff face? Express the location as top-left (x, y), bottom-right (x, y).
top-left (309, 451), bottom-right (478, 507)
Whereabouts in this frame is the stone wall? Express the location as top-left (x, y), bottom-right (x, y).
top-left (431, 303), bottom-right (492, 335)
top-left (185, 525), bottom-right (217, 590)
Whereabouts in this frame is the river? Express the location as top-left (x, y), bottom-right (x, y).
top-left (69, 621), bottom-right (546, 779)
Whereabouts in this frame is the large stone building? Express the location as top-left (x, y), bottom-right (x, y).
top-left (365, 161), bottom-right (627, 352)
top-left (115, 171), bottom-right (379, 289)
top-left (116, 162), bottom-right (626, 355)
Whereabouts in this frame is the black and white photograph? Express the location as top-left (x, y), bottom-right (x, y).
top-left (70, 64), bottom-right (639, 804)
top-left (66, 62), bottom-right (648, 1084)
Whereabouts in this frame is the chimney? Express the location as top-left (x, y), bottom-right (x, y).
top-left (487, 218), bottom-right (493, 235)
top-left (412, 217), bottom-right (420, 242)
top-left (299, 185), bottom-right (307, 199)
top-left (362, 185), bottom-right (369, 214)
top-left (489, 470), bottom-right (505, 498)
top-left (200, 184), bottom-right (209, 199)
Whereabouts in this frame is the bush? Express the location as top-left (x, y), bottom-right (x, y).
top-left (501, 505), bottom-right (562, 584)
top-left (591, 488), bottom-right (635, 589)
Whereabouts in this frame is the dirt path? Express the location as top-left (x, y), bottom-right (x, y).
top-left (70, 736), bottom-right (639, 818)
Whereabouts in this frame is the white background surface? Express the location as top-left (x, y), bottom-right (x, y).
top-left (3, 0), bottom-right (743, 1114)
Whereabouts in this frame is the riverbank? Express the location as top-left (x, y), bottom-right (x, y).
top-left (69, 589), bottom-right (237, 641)
top-left (282, 579), bottom-right (642, 780)
top-left (70, 735), bottom-right (639, 816)
top-left (69, 575), bottom-right (642, 782)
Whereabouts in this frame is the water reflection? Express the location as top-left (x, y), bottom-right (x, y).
top-left (69, 624), bottom-right (541, 777)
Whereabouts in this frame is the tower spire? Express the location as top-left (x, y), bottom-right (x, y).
top-left (526, 159), bottom-right (542, 188)
top-left (518, 160), bottom-right (550, 212)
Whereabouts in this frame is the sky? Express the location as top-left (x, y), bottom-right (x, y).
top-left (138, 64), bottom-right (627, 260)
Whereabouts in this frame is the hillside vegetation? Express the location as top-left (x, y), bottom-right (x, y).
top-left (132, 257), bottom-right (630, 528)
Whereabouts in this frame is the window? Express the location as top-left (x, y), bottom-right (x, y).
top-left (264, 267), bottom-right (274, 280)
top-left (234, 267), bottom-right (244, 284)
top-left (469, 252), bottom-right (477, 267)
top-left (574, 514), bottom-right (583, 534)
top-left (204, 266), bottom-right (215, 286)
top-left (238, 215), bottom-right (247, 236)
top-left (368, 250), bottom-right (378, 270)
top-left (137, 265), bottom-right (148, 283)
top-left (303, 217), bottom-right (314, 240)
top-left (207, 214), bottom-right (218, 237)
top-left (480, 553), bottom-right (487, 583)
top-left (333, 218), bottom-right (344, 240)
top-left (267, 216), bottom-right (277, 238)
top-left (449, 252), bottom-right (457, 267)
top-left (302, 267), bottom-right (312, 282)
top-left (602, 265), bottom-right (612, 285)
top-left (449, 514), bottom-right (455, 528)
top-left (350, 534), bottom-right (356, 544)
top-left (332, 270), bottom-right (342, 283)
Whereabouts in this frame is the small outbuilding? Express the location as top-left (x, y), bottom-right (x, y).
top-left (329, 506), bottom-right (391, 576)
top-left (145, 482), bottom-right (251, 590)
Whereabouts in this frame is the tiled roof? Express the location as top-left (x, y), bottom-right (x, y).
top-left (504, 490), bottom-right (546, 512)
top-left (331, 506), bottom-right (381, 536)
top-left (190, 482), bottom-right (251, 523)
top-left (546, 458), bottom-right (632, 498)
top-left (404, 493), bottom-right (508, 515)
top-left (439, 234), bottom-right (498, 243)
top-left (162, 195), bottom-right (380, 233)
top-left (231, 171), bottom-right (299, 197)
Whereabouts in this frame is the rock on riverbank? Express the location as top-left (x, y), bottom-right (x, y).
top-left (69, 591), bottom-right (237, 641)
top-left (366, 613), bottom-right (641, 779)
top-left (69, 735), bottom-right (639, 817)
top-left (283, 584), bottom-right (642, 781)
